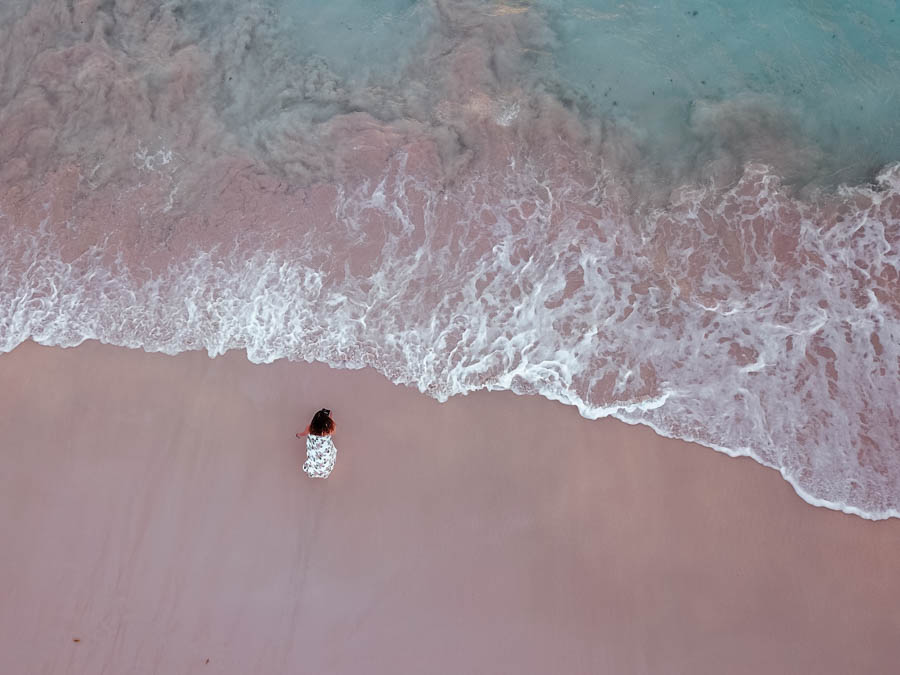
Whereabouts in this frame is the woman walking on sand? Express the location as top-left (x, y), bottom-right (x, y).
top-left (296, 408), bottom-right (337, 478)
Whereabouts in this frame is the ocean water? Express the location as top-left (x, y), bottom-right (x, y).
top-left (543, 0), bottom-right (900, 187)
top-left (1, 0), bottom-right (898, 518)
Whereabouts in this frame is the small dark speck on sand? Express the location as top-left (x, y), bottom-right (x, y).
top-left (612, 100), bottom-right (617, 106)
top-left (690, 10), bottom-right (699, 17)
top-left (701, 80), bottom-right (706, 85)
top-left (651, 90), bottom-right (655, 95)
top-left (832, 34), bottom-right (836, 38)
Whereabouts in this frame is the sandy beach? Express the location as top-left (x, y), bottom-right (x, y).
top-left (1, 340), bottom-right (898, 674)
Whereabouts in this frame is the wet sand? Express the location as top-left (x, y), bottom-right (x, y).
top-left (1, 340), bottom-right (898, 674)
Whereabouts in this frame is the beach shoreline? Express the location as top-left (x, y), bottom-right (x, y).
top-left (1, 340), bottom-right (899, 674)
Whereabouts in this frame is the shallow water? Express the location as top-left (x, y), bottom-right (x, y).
top-left (544, 0), bottom-right (900, 185)
top-left (1, 0), bottom-right (899, 518)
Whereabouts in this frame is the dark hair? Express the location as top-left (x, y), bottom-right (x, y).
top-left (309, 408), bottom-right (335, 436)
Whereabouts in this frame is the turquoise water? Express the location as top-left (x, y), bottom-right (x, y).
top-left (152, 0), bottom-right (900, 188)
top-left (240, 0), bottom-right (899, 187)
top-left (273, 0), bottom-right (432, 85)
top-left (542, 0), bottom-right (900, 185)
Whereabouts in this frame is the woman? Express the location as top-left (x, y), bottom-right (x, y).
top-left (296, 408), bottom-right (337, 478)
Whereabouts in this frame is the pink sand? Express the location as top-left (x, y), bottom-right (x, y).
top-left (1, 340), bottom-right (899, 674)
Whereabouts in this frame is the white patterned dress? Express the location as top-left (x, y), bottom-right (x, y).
top-left (303, 434), bottom-right (337, 478)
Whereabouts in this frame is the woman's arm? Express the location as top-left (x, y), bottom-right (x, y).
top-left (295, 425), bottom-right (310, 438)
